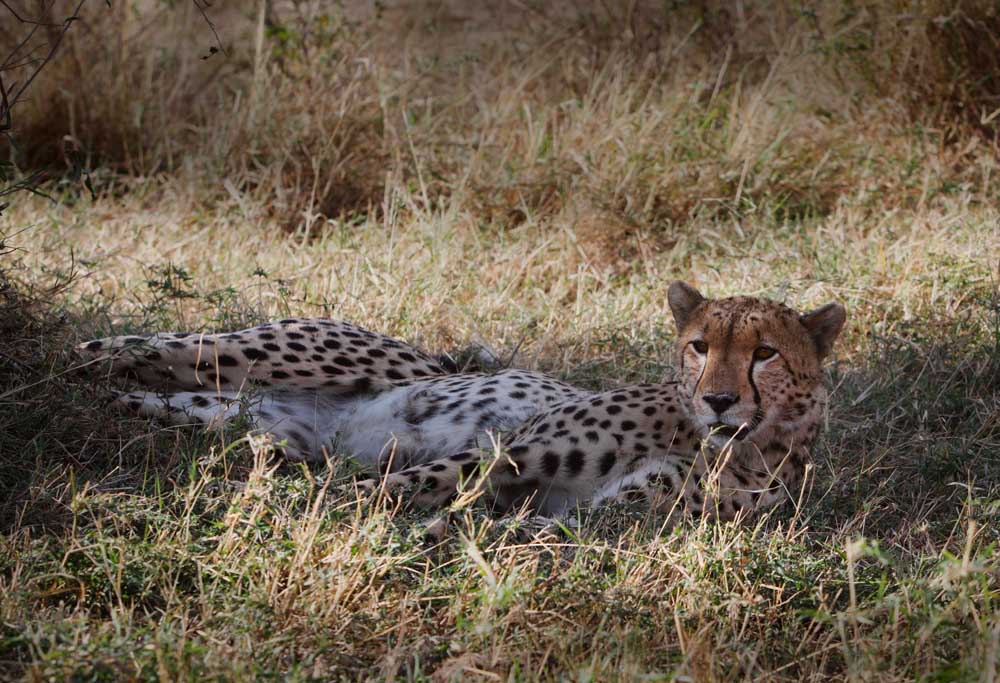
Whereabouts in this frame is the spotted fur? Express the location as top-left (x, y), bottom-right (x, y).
top-left (77, 318), bottom-right (448, 394)
top-left (79, 283), bottom-right (845, 521)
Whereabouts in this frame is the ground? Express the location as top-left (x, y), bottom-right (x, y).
top-left (0, 1), bottom-right (998, 681)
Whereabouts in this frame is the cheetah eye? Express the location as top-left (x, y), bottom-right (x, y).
top-left (753, 346), bottom-right (777, 362)
top-left (690, 340), bottom-right (709, 354)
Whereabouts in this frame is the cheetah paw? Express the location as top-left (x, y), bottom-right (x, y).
top-left (335, 478), bottom-right (378, 500)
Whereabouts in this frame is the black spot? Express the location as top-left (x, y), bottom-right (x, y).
top-left (584, 431), bottom-right (599, 443)
top-left (565, 449), bottom-right (585, 476)
top-left (334, 356), bottom-right (356, 367)
top-left (165, 341), bottom-right (185, 349)
top-left (287, 342), bottom-right (307, 352)
top-left (607, 405), bottom-right (623, 415)
top-left (216, 354), bottom-right (239, 367)
top-left (283, 354), bottom-right (301, 363)
top-left (642, 406), bottom-right (657, 416)
top-left (598, 451), bottom-right (616, 476)
top-left (323, 339), bottom-right (342, 350)
top-left (398, 352), bottom-right (416, 362)
top-left (542, 452), bottom-right (560, 477)
top-left (386, 369), bottom-right (405, 380)
top-left (295, 369), bottom-right (314, 377)
top-left (271, 370), bottom-right (289, 379)
top-left (460, 461), bottom-right (479, 479)
top-left (621, 420), bottom-right (637, 431)
top-left (367, 348), bottom-right (387, 358)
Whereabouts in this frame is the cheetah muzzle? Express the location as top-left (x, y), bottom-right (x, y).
top-left (77, 282), bottom-right (845, 524)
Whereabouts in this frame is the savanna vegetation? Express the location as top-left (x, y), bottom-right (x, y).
top-left (1, 1), bottom-right (998, 680)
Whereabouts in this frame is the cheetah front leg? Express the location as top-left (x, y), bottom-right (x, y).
top-left (590, 456), bottom-right (795, 522)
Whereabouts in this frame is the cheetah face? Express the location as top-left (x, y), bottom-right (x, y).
top-left (667, 282), bottom-right (846, 449)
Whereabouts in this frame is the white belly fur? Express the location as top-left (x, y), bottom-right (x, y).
top-left (270, 370), bottom-right (588, 469)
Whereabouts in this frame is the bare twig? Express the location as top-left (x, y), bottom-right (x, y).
top-left (3, 0), bottom-right (88, 117)
top-left (0, 0), bottom-right (225, 209)
top-left (0, 0), bottom-right (62, 26)
top-left (192, 0), bottom-right (227, 57)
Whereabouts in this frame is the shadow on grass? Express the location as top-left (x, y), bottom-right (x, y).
top-left (809, 300), bottom-right (1000, 543)
top-left (2, 266), bottom-right (998, 550)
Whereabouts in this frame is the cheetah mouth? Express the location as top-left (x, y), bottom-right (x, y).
top-left (707, 422), bottom-right (749, 441)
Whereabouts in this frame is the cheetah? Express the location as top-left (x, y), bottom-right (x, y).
top-left (76, 282), bottom-right (845, 522)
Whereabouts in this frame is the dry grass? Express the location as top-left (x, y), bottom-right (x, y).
top-left (1, 1), bottom-right (999, 681)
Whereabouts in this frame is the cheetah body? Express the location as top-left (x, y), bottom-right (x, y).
top-left (78, 282), bottom-right (845, 520)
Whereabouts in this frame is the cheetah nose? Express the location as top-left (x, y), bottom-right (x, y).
top-left (702, 392), bottom-right (738, 414)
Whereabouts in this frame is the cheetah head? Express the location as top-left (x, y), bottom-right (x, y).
top-left (667, 281), bottom-right (846, 450)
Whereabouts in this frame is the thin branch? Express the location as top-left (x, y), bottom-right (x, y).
top-left (192, 0), bottom-right (227, 57)
top-left (0, 0), bottom-right (62, 26)
top-left (0, 0), bottom-right (225, 205)
top-left (0, 21), bottom-right (42, 72)
top-left (7, 0), bottom-right (88, 111)
top-left (0, 71), bottom-right (10, 132)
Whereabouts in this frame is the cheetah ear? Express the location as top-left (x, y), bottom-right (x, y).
top-left (799, 303), bottom-right (846, 359)
top-left (667, 281), bottom-right (705, 331)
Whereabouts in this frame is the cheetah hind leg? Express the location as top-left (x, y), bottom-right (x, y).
top-left (113, 389), bottom-right (331, 461)
top-left (77, 318), bottom-right (448, 394)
